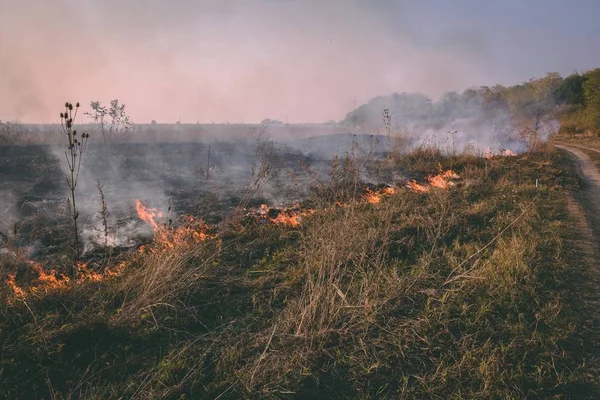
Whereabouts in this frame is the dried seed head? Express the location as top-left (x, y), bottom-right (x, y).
top-left (68, 104), bottom-right (73, 111)
top-left (65, 102), bottom-right (69, 108)
top-left (60, 112), bottom-right (64, 118)
top-left (75, 102), bottom-right (80, 108)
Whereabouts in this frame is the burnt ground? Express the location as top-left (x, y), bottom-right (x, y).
top-left (555, 143), bottom-right (600, 396)
top-left (0, 134), bottom-right (393, 261)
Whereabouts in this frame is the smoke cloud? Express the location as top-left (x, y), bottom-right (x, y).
top-left (0, 0), bottom-right (490, 123)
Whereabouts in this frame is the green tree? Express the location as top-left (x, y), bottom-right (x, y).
top-left (583, 68), bottom-right (600, 131)
top-left (555, 73), bottom-right (585, 106)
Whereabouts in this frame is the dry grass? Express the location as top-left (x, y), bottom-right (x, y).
top-left (0, 144), bottom-right (595, 399)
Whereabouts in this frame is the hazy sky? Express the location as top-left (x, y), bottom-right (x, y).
top-left (1, 0), bottom-right (599, 123)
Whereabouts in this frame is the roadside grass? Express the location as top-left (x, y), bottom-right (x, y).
top-left (0, 145), bottom-right (596, 398)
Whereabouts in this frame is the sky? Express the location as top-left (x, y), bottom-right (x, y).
top-left (1, 0), bottom-right (599, 124)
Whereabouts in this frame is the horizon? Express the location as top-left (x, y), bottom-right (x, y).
top-left (1, 0), bottom-right (600, 124)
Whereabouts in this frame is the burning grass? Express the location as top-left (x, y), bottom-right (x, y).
top-left (0, 146), bottom-right (595, 399)
top-left (5, 260), bottom-right (125, 299)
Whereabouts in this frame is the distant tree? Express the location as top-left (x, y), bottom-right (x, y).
top-left (260, 118), bottom-right (283, 125)
top-left (85, 99), bottom-right (131, 142)
top-left (555, 73), bottom-right (585, 106)
top-left (85, 101), bottom-right (108, 142)
top-left (583, 68), bottom-right (600, 131)
top-left (0, 120), bottom-right (23, 145)
top-left (151, 120), bottom-right (157, 125)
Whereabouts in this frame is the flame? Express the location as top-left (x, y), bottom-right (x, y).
top-left (440, 170), bottom-right (460, 179)
top-left (272, 213), bottom-right (302, 227)
top-left (406, 180), bottom-right (430, 193)
top-left (6, 274), bottom-right (25, 298)
top-left (247, 204), bottom-right (314, 227)
top-left (427, 169), bottom-right (460, 189)
top-left (29, 262), bottom-right (70, 294)
top-left (485, 148), bottom-right (517, 158)
top-left (5, 260), bottom-right (126, 299)
top-left (364, 189), bottom-right (381, 204)
top-left (363, 186), bottom-right (396, 204)
top-left (76, 262), bottom-right (103, 282)
top-left (135, 199), bottom-right (213, 251)
top-left (105, 261), bottom-right (126, 277)
top-left (135, 199), bottom-right (163, 230)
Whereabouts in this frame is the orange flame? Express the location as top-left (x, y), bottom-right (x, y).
top-left (29, 262), bottom-right (70, 295)
top-left (248, 204), bottom-right (314, 227)
top-left (6, 260), bottom-right (126, 299)
top-left (485, 148), bottom-right (517, 158)
top-left (364, 189), bottom-right (382, 204)
top-left (427, 169), bottom-right (460, 189)
top-left (406, 180), bottom-right (430, 193)
top-left (272, 213), bottom-right (302, 227)
top-left (135, 200), bottom-right (212, 252)
top-left (135, 199), bottom-right (163, 230)
top-left (76, 262), bottom-right (103, 282)
top-left (363, 186), bottom-right (396, 204)
top-left (6, 274), bottom-right (25, 298)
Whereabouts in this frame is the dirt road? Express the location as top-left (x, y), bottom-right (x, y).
top-left (556, 143), bottom-right (600, 396)
top-left (555, 144), bottom-right (600, 192)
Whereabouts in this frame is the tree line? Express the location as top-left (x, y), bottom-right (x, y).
top-left (343, 68), bottom-right (600, 136)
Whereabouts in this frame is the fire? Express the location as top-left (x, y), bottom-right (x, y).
top-left (363, 186), bottom-right (396, 204)
top-left (440, 170), bottom-right (460, 179)
top-left (135, 199), bottom-right (163, 230)
top-left (5, 260), bottom-right (126, 299)
top-left (272, 213), bottom-right (302, 227)
top-left (76, 262), bottom-right (103, 282)
top-left (247, 204), bottom-right (314, 227)
top-left (29, 262), bottom-right (70, 295)
top-left (426, 169), bottom-right (460, 189)
top-left (406, 180), bottom-right (430, 193)
top-left (485, 148), bottom-right (517, 158)
top-left (6, 274), bottom-right (24, 298)
top-left (364, 189), bottom-right (381, 204)
top-left (135, 199), bottom-right (213, 251)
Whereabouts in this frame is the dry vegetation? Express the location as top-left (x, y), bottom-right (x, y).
top-left (0, 142), bottom-right (597, 399)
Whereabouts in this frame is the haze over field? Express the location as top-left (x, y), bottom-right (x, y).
top-left (1, 0), bottom-right (600, 124)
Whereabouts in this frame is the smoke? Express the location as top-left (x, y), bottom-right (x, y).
top-left (344, 90), bottom-right (559, 154)
top-left (0, 0), bottom-right (490, 123)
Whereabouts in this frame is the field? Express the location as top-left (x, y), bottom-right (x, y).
top-left (1, 132), bottom-right (599, 398)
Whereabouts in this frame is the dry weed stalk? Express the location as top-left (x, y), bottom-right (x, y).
top-left (60, 102), bottom-right (89, 271)
top-left (96, 180), bottom-right (110, 247)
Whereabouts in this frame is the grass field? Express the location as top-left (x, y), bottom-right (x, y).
top-left (1, 144), bottom-right (598, 399)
